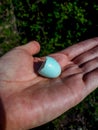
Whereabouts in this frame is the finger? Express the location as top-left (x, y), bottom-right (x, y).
top-left (61, 64), bottom-right (82, 78)
top-left (83, 68), bottom-right (98, 96)
top-left (73, 46), bottom-right (98, 66)
top-left (18, 41), bottom-right (40, 55)
top-left (81, 57), bottom-right (98, 75)
top-left (60, 37), bottom-right (98, 60)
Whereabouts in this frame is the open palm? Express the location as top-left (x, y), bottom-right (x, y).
top-left (0, 38), bottom-right (98, 130)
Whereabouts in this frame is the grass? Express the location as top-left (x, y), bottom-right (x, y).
top-left (0, 0), bottom-right (20, 56)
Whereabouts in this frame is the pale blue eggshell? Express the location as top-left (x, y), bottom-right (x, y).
top-left (38, 56), bottom-right (61, 78)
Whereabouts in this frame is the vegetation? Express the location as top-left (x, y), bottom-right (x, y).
top-left (13, 0), bottom-right (98, 56)
top-left (0, 0), bottom-right (20, 55)
top-left (0, 0), bottom-right (98, 129)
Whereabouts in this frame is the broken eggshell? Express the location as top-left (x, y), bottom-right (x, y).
top-left (38, 56), bottom-right (61, 78)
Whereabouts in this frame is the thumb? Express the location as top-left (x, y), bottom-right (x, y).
top-left (19, 41), bottom-right (40, 55)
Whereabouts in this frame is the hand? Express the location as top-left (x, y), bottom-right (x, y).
top-left (0, 38), bottom-right (98, 130)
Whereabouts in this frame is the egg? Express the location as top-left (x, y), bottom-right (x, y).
top-left (38, 56), bottom-right (61, 78)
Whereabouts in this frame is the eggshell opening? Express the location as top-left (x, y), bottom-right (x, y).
top-left (38, 58), bottom-right (47, 72)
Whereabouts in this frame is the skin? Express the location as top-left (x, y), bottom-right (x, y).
top-left (0, 38), bottom-right (98, 130)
